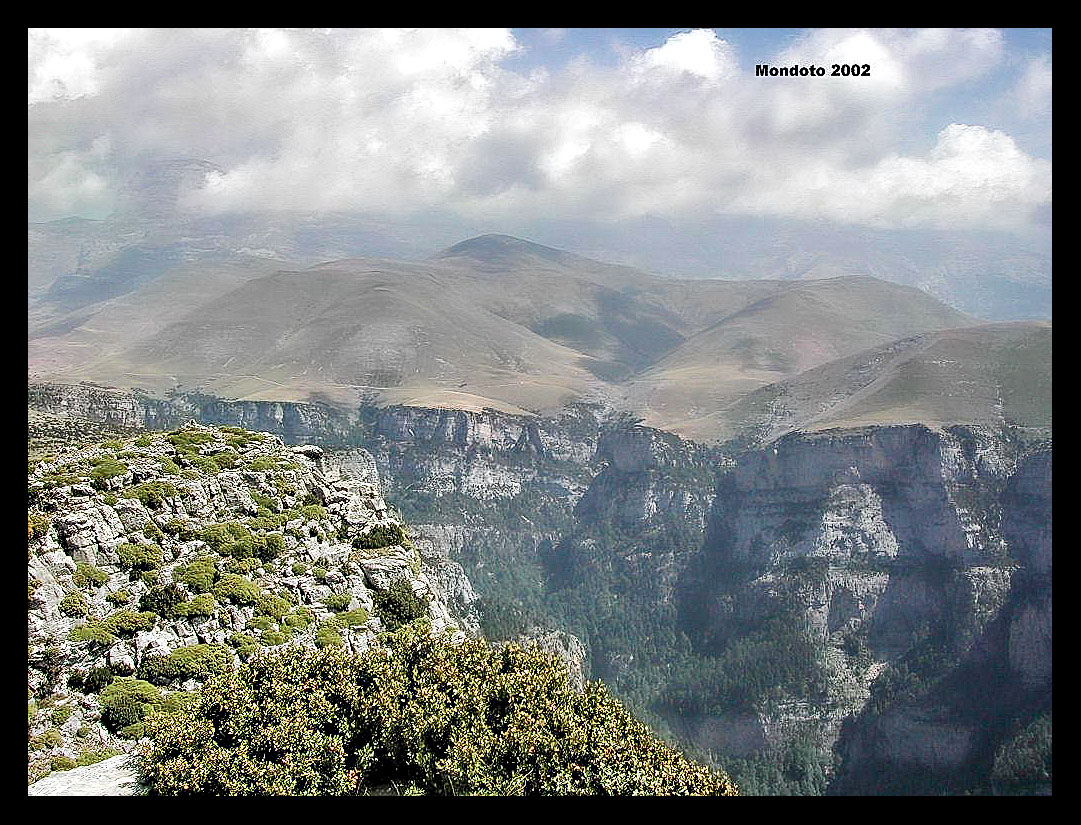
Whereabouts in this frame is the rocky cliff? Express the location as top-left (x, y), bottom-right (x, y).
top-left (29, 383), bottom-right (1052, 794)
top-left (679, 426), bottom-right (1051, 794)
top-left (27, 421), bottom-right (479, 786)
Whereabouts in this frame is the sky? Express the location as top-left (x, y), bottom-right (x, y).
top-left (27, 28), bottom-right (1052, 237)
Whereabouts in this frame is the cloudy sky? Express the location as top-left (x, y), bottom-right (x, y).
top-left (28, 28), bottom-right (1052, 236)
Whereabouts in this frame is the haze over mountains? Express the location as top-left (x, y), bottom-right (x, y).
top-left (27, 223), bottom-right (1050, 443)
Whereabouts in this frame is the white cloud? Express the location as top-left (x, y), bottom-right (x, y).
top-left (26, 27), bottom-right (1051, 232)
top-left (27, 28), bottom-right (132, 104)
top-left (636, 29), bottom-right (737, 84)
top-left (1008, 55), bottom-right (1052, 118)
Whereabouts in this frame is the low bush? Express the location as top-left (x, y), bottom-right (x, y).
top-left (213, 574), bottom-right (263, 605)
top-left (59, 592), bottom-right (89, 618)
top-left (323, 592), bottom-right (352, 612)
top-left (138, 624), bottom-right (738, 796)
top-left (137, 644), bottom-right (233, 686)
top-left (99, 678), bottom-right (164, 732)
top-left (102, 610), bottom-right (156, 636)
top-left (90, 457), bottom-right (128, 488)
top-left (52, 756), bottom-right (77, 772)
top-left (140, 584), bottom-right (188, 618)
top-left (372, 578), bottom-right (428, 631)
top-left (175, 594), bottom-right (216, 618)
top-left (74, 563), bottom-right (110, 589)
top-left (173, 557), bottom-right (217, 593)
top-left (352, 522), bottom-right (407, 551)
top-left (121, 481), bottom-right (177, 510)
top-left (28, 512), bottom-right (51, 542)
top-left (83, 667), bottom-right (115, 693)
top-left (314, 622), bottom-right (344, 649)
top-left (117, 542), bottom-right (162, 572)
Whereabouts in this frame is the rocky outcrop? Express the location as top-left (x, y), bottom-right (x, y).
top-left (27, 755), bottom-right (141, 796)
top-left (27, 422), bottom-right (477, 787)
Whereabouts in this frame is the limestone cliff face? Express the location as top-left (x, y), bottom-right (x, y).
top-left (685, 425), bottom-right (1051, 794)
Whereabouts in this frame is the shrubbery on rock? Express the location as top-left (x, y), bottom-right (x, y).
top-left (138, 622), bottom-right (737, 796)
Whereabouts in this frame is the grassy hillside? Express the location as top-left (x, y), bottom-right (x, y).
top-left (30, 234), bottom-right (994, 442)
top-left (714, 322), bottom-right (1052, 443)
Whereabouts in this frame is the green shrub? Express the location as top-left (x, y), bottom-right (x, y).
top-left (51, 704), bottom-right (74, 726)
top-left (69, 623), bottom-right (117, 645)
top-left (143, 522), bottom-right (166, 543)
top-left (173, 556), bottom-right (217, 593)
top-left (323, 592), bottom-right (352, 612)
top-left (314, 623), bottom-right (344, 649)
top-left (140, 584), bottom-right (188, 618)
top-left (106, 590), bottom-right (131, 606)
top-left (372, 578), bottom-right (428, 631)
top-left (137, 644), bottom-right (233, 686)
top-left (251, 491), bottom-right (278, 511)
top-left (74, 562), bottom-right (110, 589)
top-left (138, 625), bottom-right (738, 796)
top-left (166, 430), bottom-right (215, 453)
top-left (59, 592), bottom-right (89, 618)
top-left (255, 593), bottom-right (292, 620)
top-left (284, 611), bottom-right (312, 629)
top-left (212, 451), bottom-right (238, 470)
top-left (189, 455), bottom-right (221, 475)
top-left (90, 457), bottom-right (128, 488)
top-left (201, 522), bottom-right (277, 560)
top-left (51, 755), bottom-right (77, 772)
top-left (313, 567), bottom-right (327, 582)
top-left (262, 533), bottom-right (285, 560)
top-left (291, 562), bottom-right (308, 576)
top-left (261, 630), bottom-right (290, 646)
top-left (300, 504), bottom-right (327, 521)
top-left (162, 518), bottom-right (198, 541)
top-left (99, 678), bottom-right (164, 732)
top-left (228, 633), bottom-right (262, 662)
top-left (83, 667), bottom-right (115, 693)
top-left (249, 457), bottom-right (277, 472)
top-left (221, 557), bottom-right (261, 576)
top-left (121, 481), bottom-right (177, 510)
top-left (352, 522), bottom-right (407, 550)
top-left (28, 512), bottom-right (51, 542)
top-left (175, 594), bottom-right (216, 618)
top-left (212, 574), bottom-right (262, 605)
top-left (328, 608), bottom-right (369, 630)
top-left (156, 456), bottom-right (182, 475)
top-left (134, 436), bottom-right (154, 447)
top-left (77, 749), bottom-right (120, 767)
top-left (117, 542), bottom-right (162, 572)
top-left (30, 729), bottom-right (64, 750)
top-left (102, 611), bottom-right (156, 636)
top-left (104, 493), bottom-right (119, 506)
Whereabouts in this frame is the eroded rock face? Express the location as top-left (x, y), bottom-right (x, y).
top-left (684, 425), bottom-right (1051, 794)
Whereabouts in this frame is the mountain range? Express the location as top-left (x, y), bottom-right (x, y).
top-left (28, 230), bottom-right (1049, 443)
